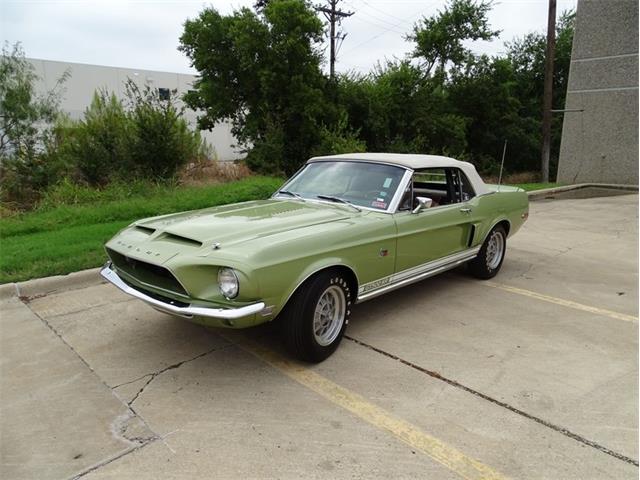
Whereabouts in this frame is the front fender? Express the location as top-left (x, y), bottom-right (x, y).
top-left (256, 256), bottom-right (360, 318)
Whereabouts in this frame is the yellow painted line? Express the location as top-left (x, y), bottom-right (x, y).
top-left (484, 282), bottom-right (638, 323)
top-left (237, 339), bottom-right (508, 480)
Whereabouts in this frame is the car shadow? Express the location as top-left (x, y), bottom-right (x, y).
top-left (202, 266), bottom-right (473, 366)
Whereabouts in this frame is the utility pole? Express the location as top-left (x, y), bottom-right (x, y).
top-left (316, 0), bottom-right (353, 80)
top-left (541, 0), bottom-right (556, 183)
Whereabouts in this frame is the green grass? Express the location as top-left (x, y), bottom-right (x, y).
top-left (511, 182), bottom-right (559, 191)
top-left (0, 177), bottom-right (283, 283)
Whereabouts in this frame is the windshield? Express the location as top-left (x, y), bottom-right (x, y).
top-left (277, 161), bottom-right (406, 211)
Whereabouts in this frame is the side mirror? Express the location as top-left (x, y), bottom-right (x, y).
top-left (412, 196), bottom-right (433, 214)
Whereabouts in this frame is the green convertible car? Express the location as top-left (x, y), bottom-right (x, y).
top-left (102, 153), bottom-right (529, 362)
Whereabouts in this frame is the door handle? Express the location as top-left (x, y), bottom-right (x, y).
top-left (460, 207), bottom-right (472, 214)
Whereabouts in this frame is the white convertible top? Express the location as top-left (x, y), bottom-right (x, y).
top-left (308, 153), bottom-right (490, 195)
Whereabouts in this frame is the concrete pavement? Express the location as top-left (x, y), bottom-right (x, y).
top-left (1, 193), bottom-right (637, 479)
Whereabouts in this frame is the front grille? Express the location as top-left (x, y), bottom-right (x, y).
top-left (106, 248), bottom-right (188, 296)
top-left (120, 277), bottom-right (190, 308)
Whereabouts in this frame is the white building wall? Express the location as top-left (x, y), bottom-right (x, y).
top-left (27, 58), bottom-right (244, 161)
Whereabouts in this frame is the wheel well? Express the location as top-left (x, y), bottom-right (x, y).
top-left (496, 220), bottom-right (511, 236)
top-left (287, 265), bottom-right (359, 306)
top-left (329, 265), bottom-right (359, 297)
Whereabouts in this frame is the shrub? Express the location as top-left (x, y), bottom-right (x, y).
top-left (125, 81), bottom-right (202, 179)
top-left (245, 125), bottom-right (286, 175)
top-left (66, 91), bottom-right (132, 185)
top-left (311, 114), bottom-right (366, 157)
top-left (59, 81), bottom-right (205, 186)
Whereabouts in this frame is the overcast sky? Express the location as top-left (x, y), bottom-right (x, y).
top-left (2, 0), bottom-right (577, 75)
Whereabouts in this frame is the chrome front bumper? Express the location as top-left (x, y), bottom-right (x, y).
top-left (100, 265), bottom-right (265, 320)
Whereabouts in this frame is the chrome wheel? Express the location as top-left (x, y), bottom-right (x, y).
top-left (313, 285), bottom-right (346, 346)
top-left (485, 230), bottom-right (505, 270)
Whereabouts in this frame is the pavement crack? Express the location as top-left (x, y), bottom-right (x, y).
top-left (70, 438), bottom-right (157, 479)
top-left (127, 343), bottom-right (233, 407)
top-left (111, 373), bottom-right (154, 390)
top-left (344, 335), bottom-right (639, 468)
top-left (19, 298), bottom-right (162, 457)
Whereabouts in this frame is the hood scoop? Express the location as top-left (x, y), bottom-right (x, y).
top-left (156, 232), bottom-right (203, 248)
top-left (135, 225), bottom-right (156, 235)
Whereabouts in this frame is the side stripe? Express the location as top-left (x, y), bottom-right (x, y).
top-left (357, 247), bottom-right (480, 302)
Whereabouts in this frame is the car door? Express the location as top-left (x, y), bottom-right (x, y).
top-left (393, 168), bottom-right (477, 273)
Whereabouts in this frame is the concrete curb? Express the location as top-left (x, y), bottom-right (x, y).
top-left (0, 283), bottom-right (20, 301)
top-left (1, 268), bottom-right (104, 300)
top-left (527, 183), bottom-right (638, 199)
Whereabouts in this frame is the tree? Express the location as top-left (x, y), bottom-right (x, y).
top-left (408, 0), bottom-right (499, 78)
top-left (336, 60), bottom-right (468, 158)
top-left (179, 0), bottom-right (327, 175)
top-left (505, 10), bottom-right (575, 176)
top-left (0, 42), bottom-right (67, 159)
top-left (0, 42), bottom-right (69, 207)
top-left (448, 55), bottom-right (539, 173)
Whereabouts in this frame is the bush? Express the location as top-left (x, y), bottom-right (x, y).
top-left (311, 114), bottom-right (366, 157)
top-left (65, 91), bottom-right (133, 184)
top-left (61, 82), bottom-right (205, 185)
top-left (125, 81), bottom-right (203, 179)
top-left (0, 143), bottom-right (68, 209)
top-left (245, 125), bottom-right (286, 175)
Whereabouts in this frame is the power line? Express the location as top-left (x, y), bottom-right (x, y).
top-left (360, 0), bottom-right (409, 24)
top-left (343, 0), bottom-right (410, 32)
top-left (340, 1), bottom-right (439, 56)
top-left (349, 11), bottom-right (406, 34)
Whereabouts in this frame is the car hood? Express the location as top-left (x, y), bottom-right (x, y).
top-left (136, 199), bottom-right (354, 249)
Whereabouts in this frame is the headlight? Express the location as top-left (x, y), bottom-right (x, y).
top-left (218, 267), bottom-right (239, 299)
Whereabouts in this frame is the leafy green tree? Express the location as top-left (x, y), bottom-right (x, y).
top-left (0, 42), bottom-right (68, 207)
top-left (448, 56), bottom-right (539, 173)
top-left (504, 10), bottom-right (575, 175)
top-left (337, 60), bottom-right (467, 157)
top-left (179, 0), bottom-right (327, 175)
top-left (311, 112), bottom-right (366, 157)
top-left (0, 43), bottom-right (67, 157)
top-left (408, 0), bottom-right (499, 78)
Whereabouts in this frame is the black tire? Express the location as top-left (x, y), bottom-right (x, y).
top-left (281, 270), bottom-right (352, 363)
top-left (468, 225), bottom-right (507, 279)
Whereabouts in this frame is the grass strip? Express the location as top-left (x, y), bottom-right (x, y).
top-left (0, 177), bottom-right (282, 282)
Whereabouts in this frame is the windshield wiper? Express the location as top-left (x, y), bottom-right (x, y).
top-left (277, 190), bottom-right (305, 202)
top-left (316, 195), bottom-right (361, 212)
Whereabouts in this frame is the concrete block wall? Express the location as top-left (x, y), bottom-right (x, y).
top-left (557, 0), bottom-right (639, 185)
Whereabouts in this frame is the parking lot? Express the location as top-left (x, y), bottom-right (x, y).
top-left (1, 192), bottom-right (638, 479)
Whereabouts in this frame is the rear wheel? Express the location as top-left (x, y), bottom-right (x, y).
top-left (469, 225), bottom-right (507, 279)
top-left (281, 270), bottom-right (352, 363)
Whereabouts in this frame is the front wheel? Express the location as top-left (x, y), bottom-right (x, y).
top-left (281, 271), bottom-right (352, 363)
top-left (468, 225), bottom-right (507, 279)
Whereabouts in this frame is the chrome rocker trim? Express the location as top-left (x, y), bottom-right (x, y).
top-left (100, 265), bottom-right (265, 320)
top-left (357, 247), bottom-right (481, 302)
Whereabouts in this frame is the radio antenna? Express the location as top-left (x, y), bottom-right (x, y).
top-left (497, 140), bottom-right (507, 192)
